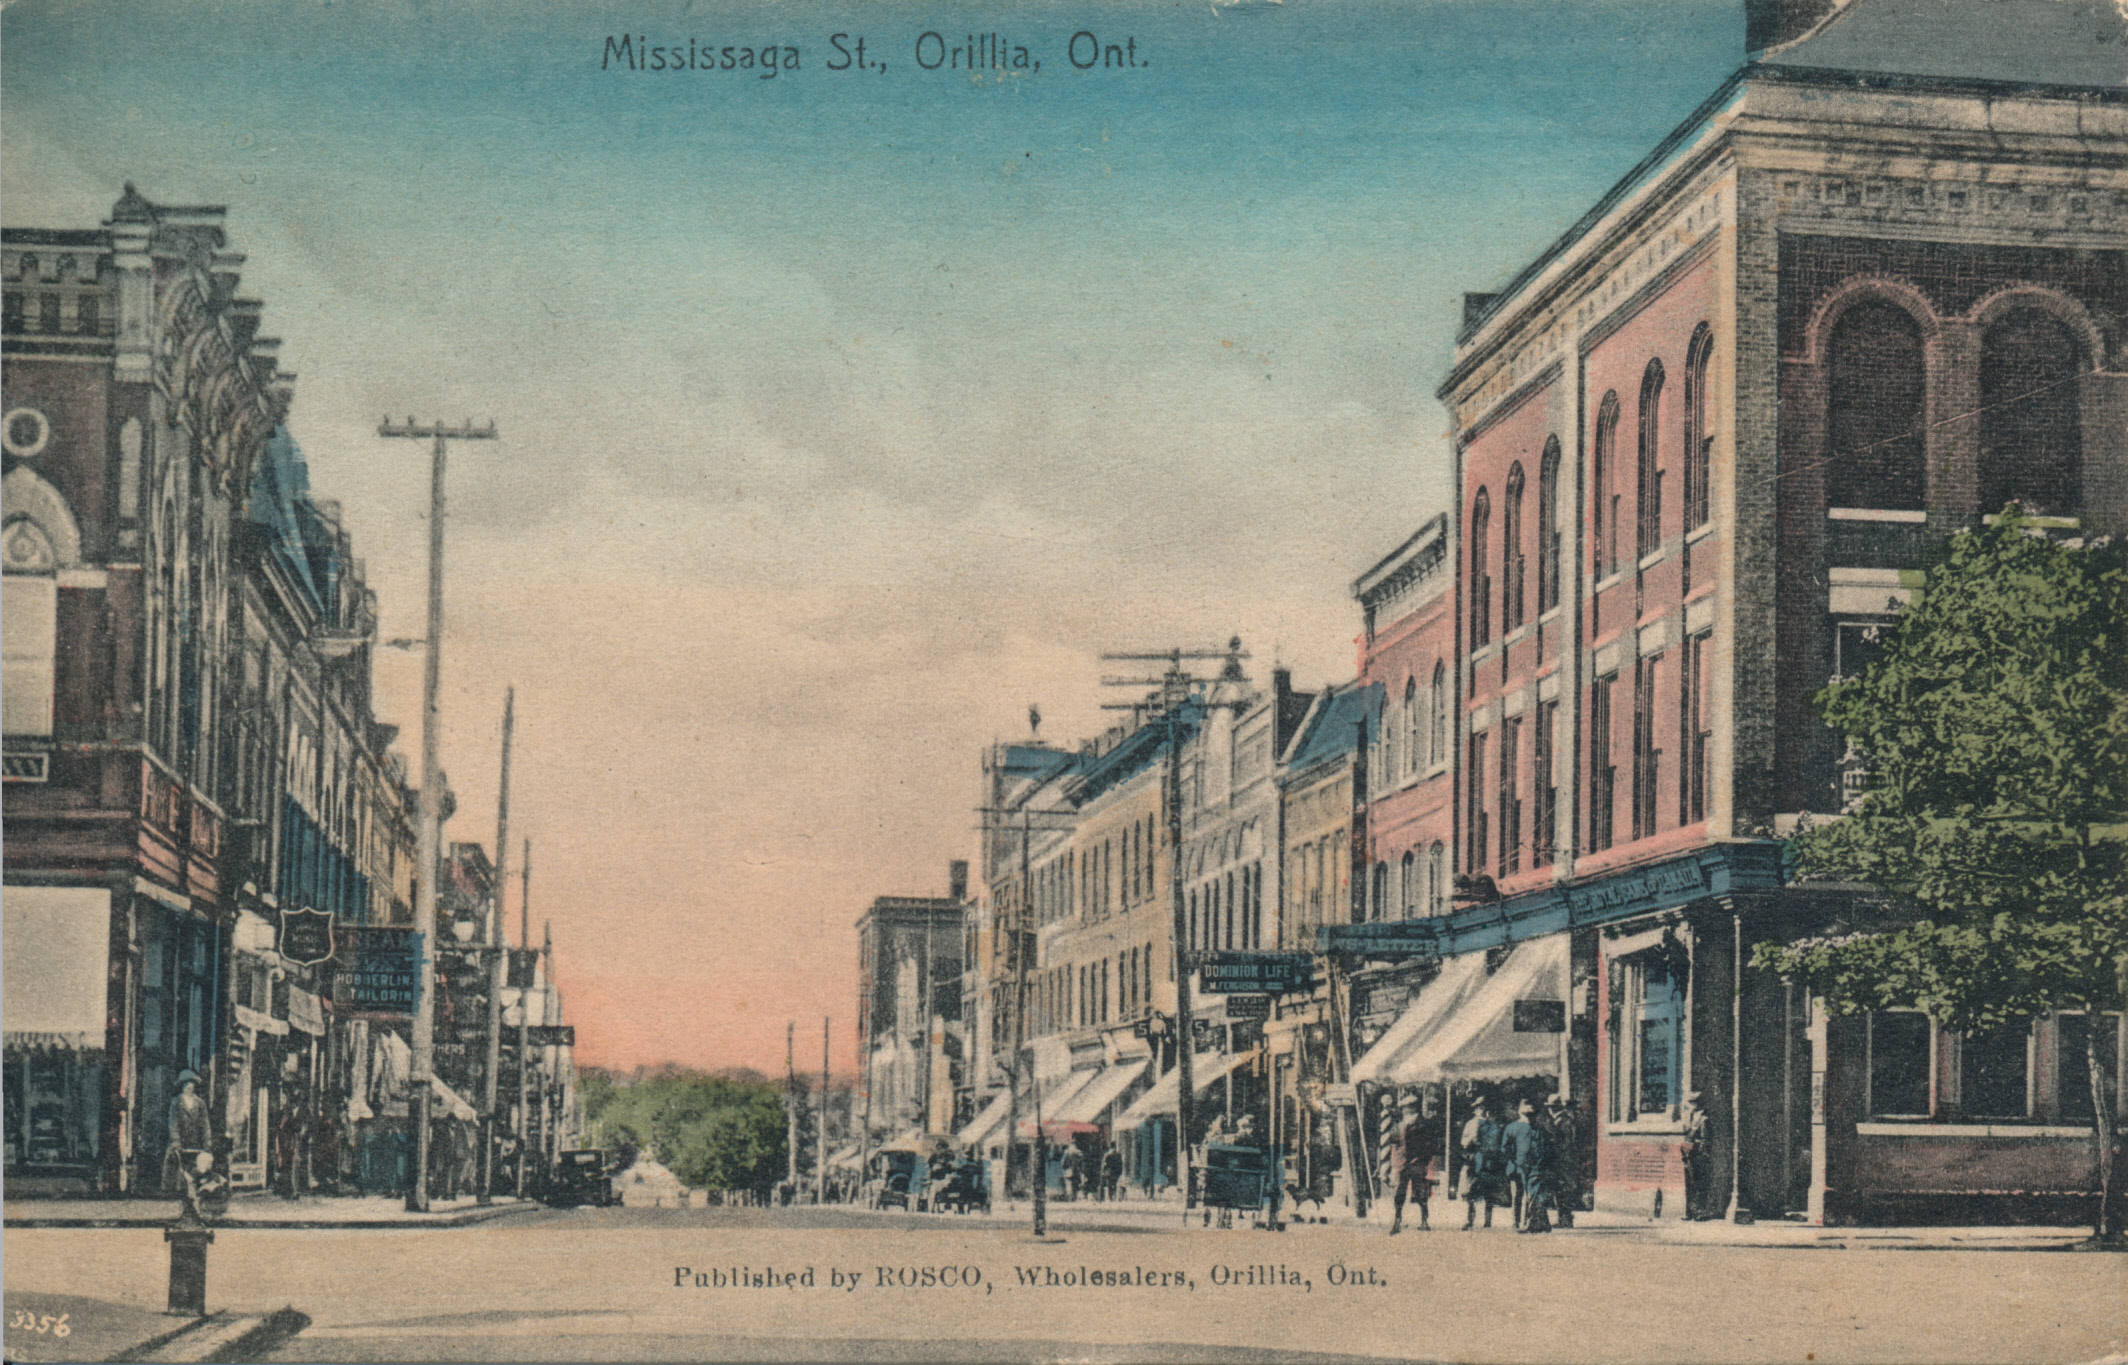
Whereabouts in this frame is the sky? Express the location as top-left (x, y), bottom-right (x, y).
top-left (2, 0), bottom-right (1746, 1076)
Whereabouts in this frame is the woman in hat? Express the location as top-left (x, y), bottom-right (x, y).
top-left (163, 1070), bottom-right (210, 1196)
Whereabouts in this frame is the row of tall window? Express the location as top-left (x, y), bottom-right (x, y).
top-left (1587, 631), bottom-right (1713, 856)
top-left (1188, 862), bottom-right (1266, 953)
top-left (1382, 663), bottom-right (1450, 786)
top-left (1825, 299), bottom-right (2084, 517)
top-left (1367, 843), bottom-right (1449, 919)
top-left (1035, 941), bottom-right (1158, 1033)
top-left (0, 290), bottom-right (104, 336)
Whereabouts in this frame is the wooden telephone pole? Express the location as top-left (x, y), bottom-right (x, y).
top-left (1101, 640), bottom-right (1248, 1217)
top-left (376, 417), bottom-right (498, 1212)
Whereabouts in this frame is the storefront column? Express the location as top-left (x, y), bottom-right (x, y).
top-left (1806, 994), bottom-right (1828, 1226)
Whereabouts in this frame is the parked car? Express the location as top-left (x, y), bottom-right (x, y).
top-left (546, 1149), bottom-right (618, 1208)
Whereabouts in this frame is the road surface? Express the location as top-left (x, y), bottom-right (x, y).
top-left (5, 1202), bottom-right (2121, 1363)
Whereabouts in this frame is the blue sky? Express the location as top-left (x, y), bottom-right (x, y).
top-left (5, 0), bottom-right (1745, 1072)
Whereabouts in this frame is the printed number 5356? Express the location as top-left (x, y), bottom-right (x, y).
top-left (8, 1308), bottom-right (72, 1338)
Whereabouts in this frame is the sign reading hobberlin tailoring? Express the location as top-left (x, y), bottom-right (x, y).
top-left (277, 906), bottom-right (335, 966)
top-left (1199, 952), bottom-right (1315, 995)
top-left (525, 1024), bottom-right (575, 1048)
top-left (1317, 919), bottom-right (1440, 959)
top-left (1223, 994), bottom-right (1270, 1020)
top-left (326, 927), bottom-right (423, 1020)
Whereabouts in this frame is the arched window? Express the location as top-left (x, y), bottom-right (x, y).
top-left (1637, 359), bottom-right (1666, 560)
top-left (1537, 437), bottom-right (1561, 614)
top-left (1429, 661), bottom-right (1448, 770)
top-left (1400, 851), bottom-right (1416, 917)
top-left (1371, 861), bottom-right (1388, 922)
top-left (1378, 696), bottom-right (1397, 791)
top-left (1470, 489), bottom-right (1492, 647)
top-left (1402, 677), bottom-right (1420, 778)
top-left (1428, 843), bottom-right (1447, 916)
top-left (1503, 462), bottom-right (1527, 633)
top-left (1593, 393), bottom-right (1621, 577)
top-left (1980, 307), bottom-right (2083, 517)
top-left (1684, 324), bottom-right (1714, 531)
top-left (1827, 299), bottom-right (1925, 510)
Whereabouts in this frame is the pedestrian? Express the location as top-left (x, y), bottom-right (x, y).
top-left (163, 1070), bottom-right (210, 1198)
top-left (274, 1100), bottom-right (304, 1200)
top-left (1680, 1090), bottom-right (1713, 1219)
top-left (1505, 1100), bottom-right (1552, 1233)
top-left (1062, 1143), bottom-right (1083, 1201)
top-left (1543, 1094), bottom-right (1580, 1227)
top-left (1386, 1094), bottom-right (1436, 1234)
top-left (1101, 1145), bottom-right (1123, 1202)
top-left (1459, 1097), bottom-right (1508, 1230)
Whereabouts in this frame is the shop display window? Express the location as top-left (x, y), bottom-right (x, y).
top-left (1866, 1011), bottom-right (1932, 1117)
top-left (1958, 1026), bottom-right (2032, 1120)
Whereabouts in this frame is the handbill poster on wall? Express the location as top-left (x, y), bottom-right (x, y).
top-left (4, 0), bottom-right (2124, 1362)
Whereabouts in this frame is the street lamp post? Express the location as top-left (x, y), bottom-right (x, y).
top-left (378, 417), bottom-right (497, 1212)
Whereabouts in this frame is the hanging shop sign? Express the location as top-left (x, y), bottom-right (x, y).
top-left (1199, 952), bottom-right (1315, 995)
top-left (277, 907), bottom-right (336, 967)
top-left (1223, 994), bottom-right (1271, 1020)
top-left (525, 1024), bottom-right (575, 1048)
top-left (325, 927), bottom-right (423, 1020)
top-left (286, 988), bottom-right (327, 1036)
top-left (1317, 920), bottom-right (1441, 960)
top-left (507, 948), bottom-right (539, 990)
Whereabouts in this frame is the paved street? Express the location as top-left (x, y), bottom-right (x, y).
top-left (6, 1205), bottom-right (2121, 1364)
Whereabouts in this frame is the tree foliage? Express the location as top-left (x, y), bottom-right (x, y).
top-left (1754, 512), bottom-right (2128, 1032)
top-left (582, 1070), bottom-right (787, 1192)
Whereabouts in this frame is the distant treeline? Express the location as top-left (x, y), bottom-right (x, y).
top-left (578, 1068), bottom-right (787, 1192)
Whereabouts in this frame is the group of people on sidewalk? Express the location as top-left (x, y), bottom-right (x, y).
top-left (1384, 1091), bottom-right (1589, 1235)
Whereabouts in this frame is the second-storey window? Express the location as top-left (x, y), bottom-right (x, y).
top-left (1470, 489), bottom-right (1492, 648)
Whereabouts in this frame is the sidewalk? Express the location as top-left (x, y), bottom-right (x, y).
top-left (4, 1190), bottom-right (539, 1229)
top-left (852, 1192), bottom-right (2101, 1251)
top-left (0, 1294), bottom-right (307, 1365)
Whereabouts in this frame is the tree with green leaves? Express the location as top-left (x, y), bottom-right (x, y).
top-left (1754, 510), bottom-right (2127, 1240)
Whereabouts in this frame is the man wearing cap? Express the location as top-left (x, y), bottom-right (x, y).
top-left (1680, 1090), bottom-right (1712, 1219)
top-left (1385, 1092), bottom-right (1436, 1234)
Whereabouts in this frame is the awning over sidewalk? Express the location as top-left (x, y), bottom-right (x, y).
top-left (430, 1076), bottom-right (479, 1122)
top-left (3, 887), bottom-right (110, 1051)
top-left (1052, 1057), bottom-right (1150, 1125)
top-left (1349, 951), bottom-right (1491, 1085)
top-left (957, 1091), bottom-right (1013, 1149)
top-left (1117, 1050), bottom-right (1259, 1127)
top-left (1396, 935), bottom-right (1570, 1083)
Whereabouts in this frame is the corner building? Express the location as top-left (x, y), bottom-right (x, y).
top-left (1428, 0), bottom-right (2126, 1223)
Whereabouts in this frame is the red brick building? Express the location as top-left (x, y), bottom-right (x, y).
top-left (1359, 0), bottom-right (2126, 1225)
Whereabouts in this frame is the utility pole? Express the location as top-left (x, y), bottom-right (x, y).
top-left (1102, 640), bottom-right (1247, 1217)
top-left (817, 1016), bottom-right (830, 1205)
top-left (478, 687), bottom-right (514, 1206)
top-left (378, 415), bottom-right (498, 1213)
top-left (785, 1020), bottom-right (799, 1203)
top-left (542, 920), bottom-right (559, 1170)
top-left (515, 838), bottom-right (533, 1198)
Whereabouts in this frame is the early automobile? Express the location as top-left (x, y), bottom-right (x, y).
top-left (546, 1148), bottom-right (619, 1208)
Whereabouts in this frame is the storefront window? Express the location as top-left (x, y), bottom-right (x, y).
top-left (1959, 1026), bottom-right (2031, 1120)
top-left (1636, 961), bottom-right (1684, 1117)
top-left (1866, 1011), bottom-right (1932, 1117)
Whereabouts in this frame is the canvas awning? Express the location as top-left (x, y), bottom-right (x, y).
top-left (826, 1144), bottom-right (863, 1170)
top-left (1349, 951), bottom-right (1491, 1085)
top-left (1052, 1058), bottom-right (1150, 1125)
top-left (430, 1076), bottom-right (479, 1122)
top-left (1117, 1049), bottom-right (1259, 1127)
top-left (957, 1091), bottom-right (1014, 1149)
top-left (3, 887), bottom-right (111, 1052)
top-left (1039, 1067), bottom-right (1097, 1118)
top-left (1395, 936), bottom-right (1570, 1084)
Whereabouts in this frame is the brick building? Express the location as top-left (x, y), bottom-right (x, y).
top-left (1348, 0), bottom-right (2127, 1225)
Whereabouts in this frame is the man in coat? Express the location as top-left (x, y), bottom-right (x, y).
top-left (1386, 1094), bottom-right (1437, 1234)
top-left (1458, 1097), bottom-right (1508, 1230)
top-left (1504, 1099), bottom-right (1552, 1232)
